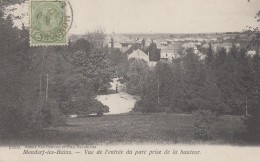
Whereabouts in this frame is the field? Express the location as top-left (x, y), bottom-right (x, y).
top-left (3, 113), bottom-right (247, 145)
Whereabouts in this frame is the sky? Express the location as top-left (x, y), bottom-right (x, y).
top-left (68, 0), bottom-right (260, 34)
top-left (11, 0), bottom-right (260, 34)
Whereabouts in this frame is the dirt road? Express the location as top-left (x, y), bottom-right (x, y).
top-left (96, 78), bottom-right (139, 115)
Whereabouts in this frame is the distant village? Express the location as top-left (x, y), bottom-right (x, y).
top-left (71, 32), bottom-right (257, 67)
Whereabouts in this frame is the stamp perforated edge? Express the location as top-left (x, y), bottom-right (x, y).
top-left (29, 0), bottom-right (69, 47)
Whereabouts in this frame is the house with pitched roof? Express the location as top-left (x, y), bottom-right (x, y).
top-left (160, 44), bottom-right (182, 62)
top-left (127, 49), bottom-right (149, 62)
top-left (127, 49), bottom-right (157, 67)
top-left (182, 43), bottom-right (199, 54)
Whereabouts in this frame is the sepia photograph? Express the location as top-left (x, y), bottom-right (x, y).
top-left (0, 0), bottom-right (260, 161)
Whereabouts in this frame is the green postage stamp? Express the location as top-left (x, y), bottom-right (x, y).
top-left (29, 0), bottom-right (69, 46)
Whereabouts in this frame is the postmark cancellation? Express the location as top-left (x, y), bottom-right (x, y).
top-left (29, 0), bottom-right (69, 46)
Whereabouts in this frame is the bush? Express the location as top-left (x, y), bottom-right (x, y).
top-left (243, 115), bottom-right (260, 143)
top-left (243, 103), bottom-right (260, 143)
top-left (0, 102), bottom-right (28, 138)
top-left (0, 99), bottom-right (65, 139)
top-left (22, 100), bottom-right (65, 133)
top-left (133, 96), bottom-right (159, 113)
top-left (66, 98), bottom-right (109, 115)
top-left (192, 110), bottom-right (217, 140)
top-left (37, 100), bottom-right (65, 127)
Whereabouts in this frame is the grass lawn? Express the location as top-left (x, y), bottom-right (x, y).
top-left (4, 113), bottom-right (246, 145)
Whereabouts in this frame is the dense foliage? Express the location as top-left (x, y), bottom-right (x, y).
top-left (133, 46), bottom-right (260, 116)
top-left (0, 1), bottom-right (113, 138)
top-left (192, 110), bottom-right (217, 140)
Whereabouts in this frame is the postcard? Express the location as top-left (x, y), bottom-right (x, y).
top-left (0, 0), bottom-right (260, 161)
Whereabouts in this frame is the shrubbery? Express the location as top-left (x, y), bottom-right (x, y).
top-left (243, 102), bottom-right (260, 143)
top-left (37, 100), bottom-right (66, 127)
top-left (133, 96), bottom-right (159, 113)
top-left (131, 45), bottom-right (260, 117)
top-left (0, 100), bottom-right (65, 139)
top-left (0, 102), bottom-right (27, 138)
top-left (192, 110), bottom-right (217, 140)
top-left (65, 98), bottom-right (109, 115)
top-left (244, 115), bottom-right (260, 142)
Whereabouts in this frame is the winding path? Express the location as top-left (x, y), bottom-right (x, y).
top-left (96, 78), bottom-right (139, 115)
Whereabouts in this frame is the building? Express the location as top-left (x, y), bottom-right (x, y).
top-left (127, 49), bottom-right (149, 62)
top-left (212, 42), bottom-right (236, 52)
top-left (145, 39), bottom-right (152, 47)
top-left (127, 49), bottom-right (157, 67)
top-left (148, 61), bottom-right (157, 67)
top-left (182, 43), bottom-right (199, 54)
top-left (160, 44), bottom-right (181, 62)
top-left (247, 50), bottom-right (257, 57)
top-left (202, 44), bottom-right (210, 49)
top-left (114, 42), bottom-right (122, 49)
top-left (120, 46), bottom-right (131, 53)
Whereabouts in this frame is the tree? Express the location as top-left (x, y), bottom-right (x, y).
top-left (84, 29), bottom-right (106, 48)
top-left (238, 7), bottom-right (260, 142)
top-left (125, 59), bottom-right (149, 95)
top-left (213, 47), bottom-right (227, 68)
top-left (134, 69), bottom-right (159, 113)
top-left (111, 38), bottom-right (114, 48)
top-left (70, 38), bottom-right (114, 93)
top-left (105, 47), bottom-right (128, 78)
top-left (244, 53), bottom-right (260, 142)
top-left (155, 62), bottom-right (173, 106)
top-left (0, 0), bottom-right (24, 7)
top-left (148, 41), bottom-right (160, 61)
top-left (0, 0), bottom-right (58, 137)
top-left (200, 68), bottom-right (229, 113)
top-left (124, 43), bottom-right (142, 55)
top-left (180, 48), bottom-right (206, 112)
top-left (169, 58), bottom-right (186, 112)
top-left (142, 38), bottom-right (145, 47)
top-left (205, 43), bottom-right (214, 66)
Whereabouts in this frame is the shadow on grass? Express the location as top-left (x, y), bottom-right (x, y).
top-left (0, 129), bottom-right (98, 145)
top-left (1, 114), bottom-right (260, 146)
top-left (98, 89), bottom-right (118, 95)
